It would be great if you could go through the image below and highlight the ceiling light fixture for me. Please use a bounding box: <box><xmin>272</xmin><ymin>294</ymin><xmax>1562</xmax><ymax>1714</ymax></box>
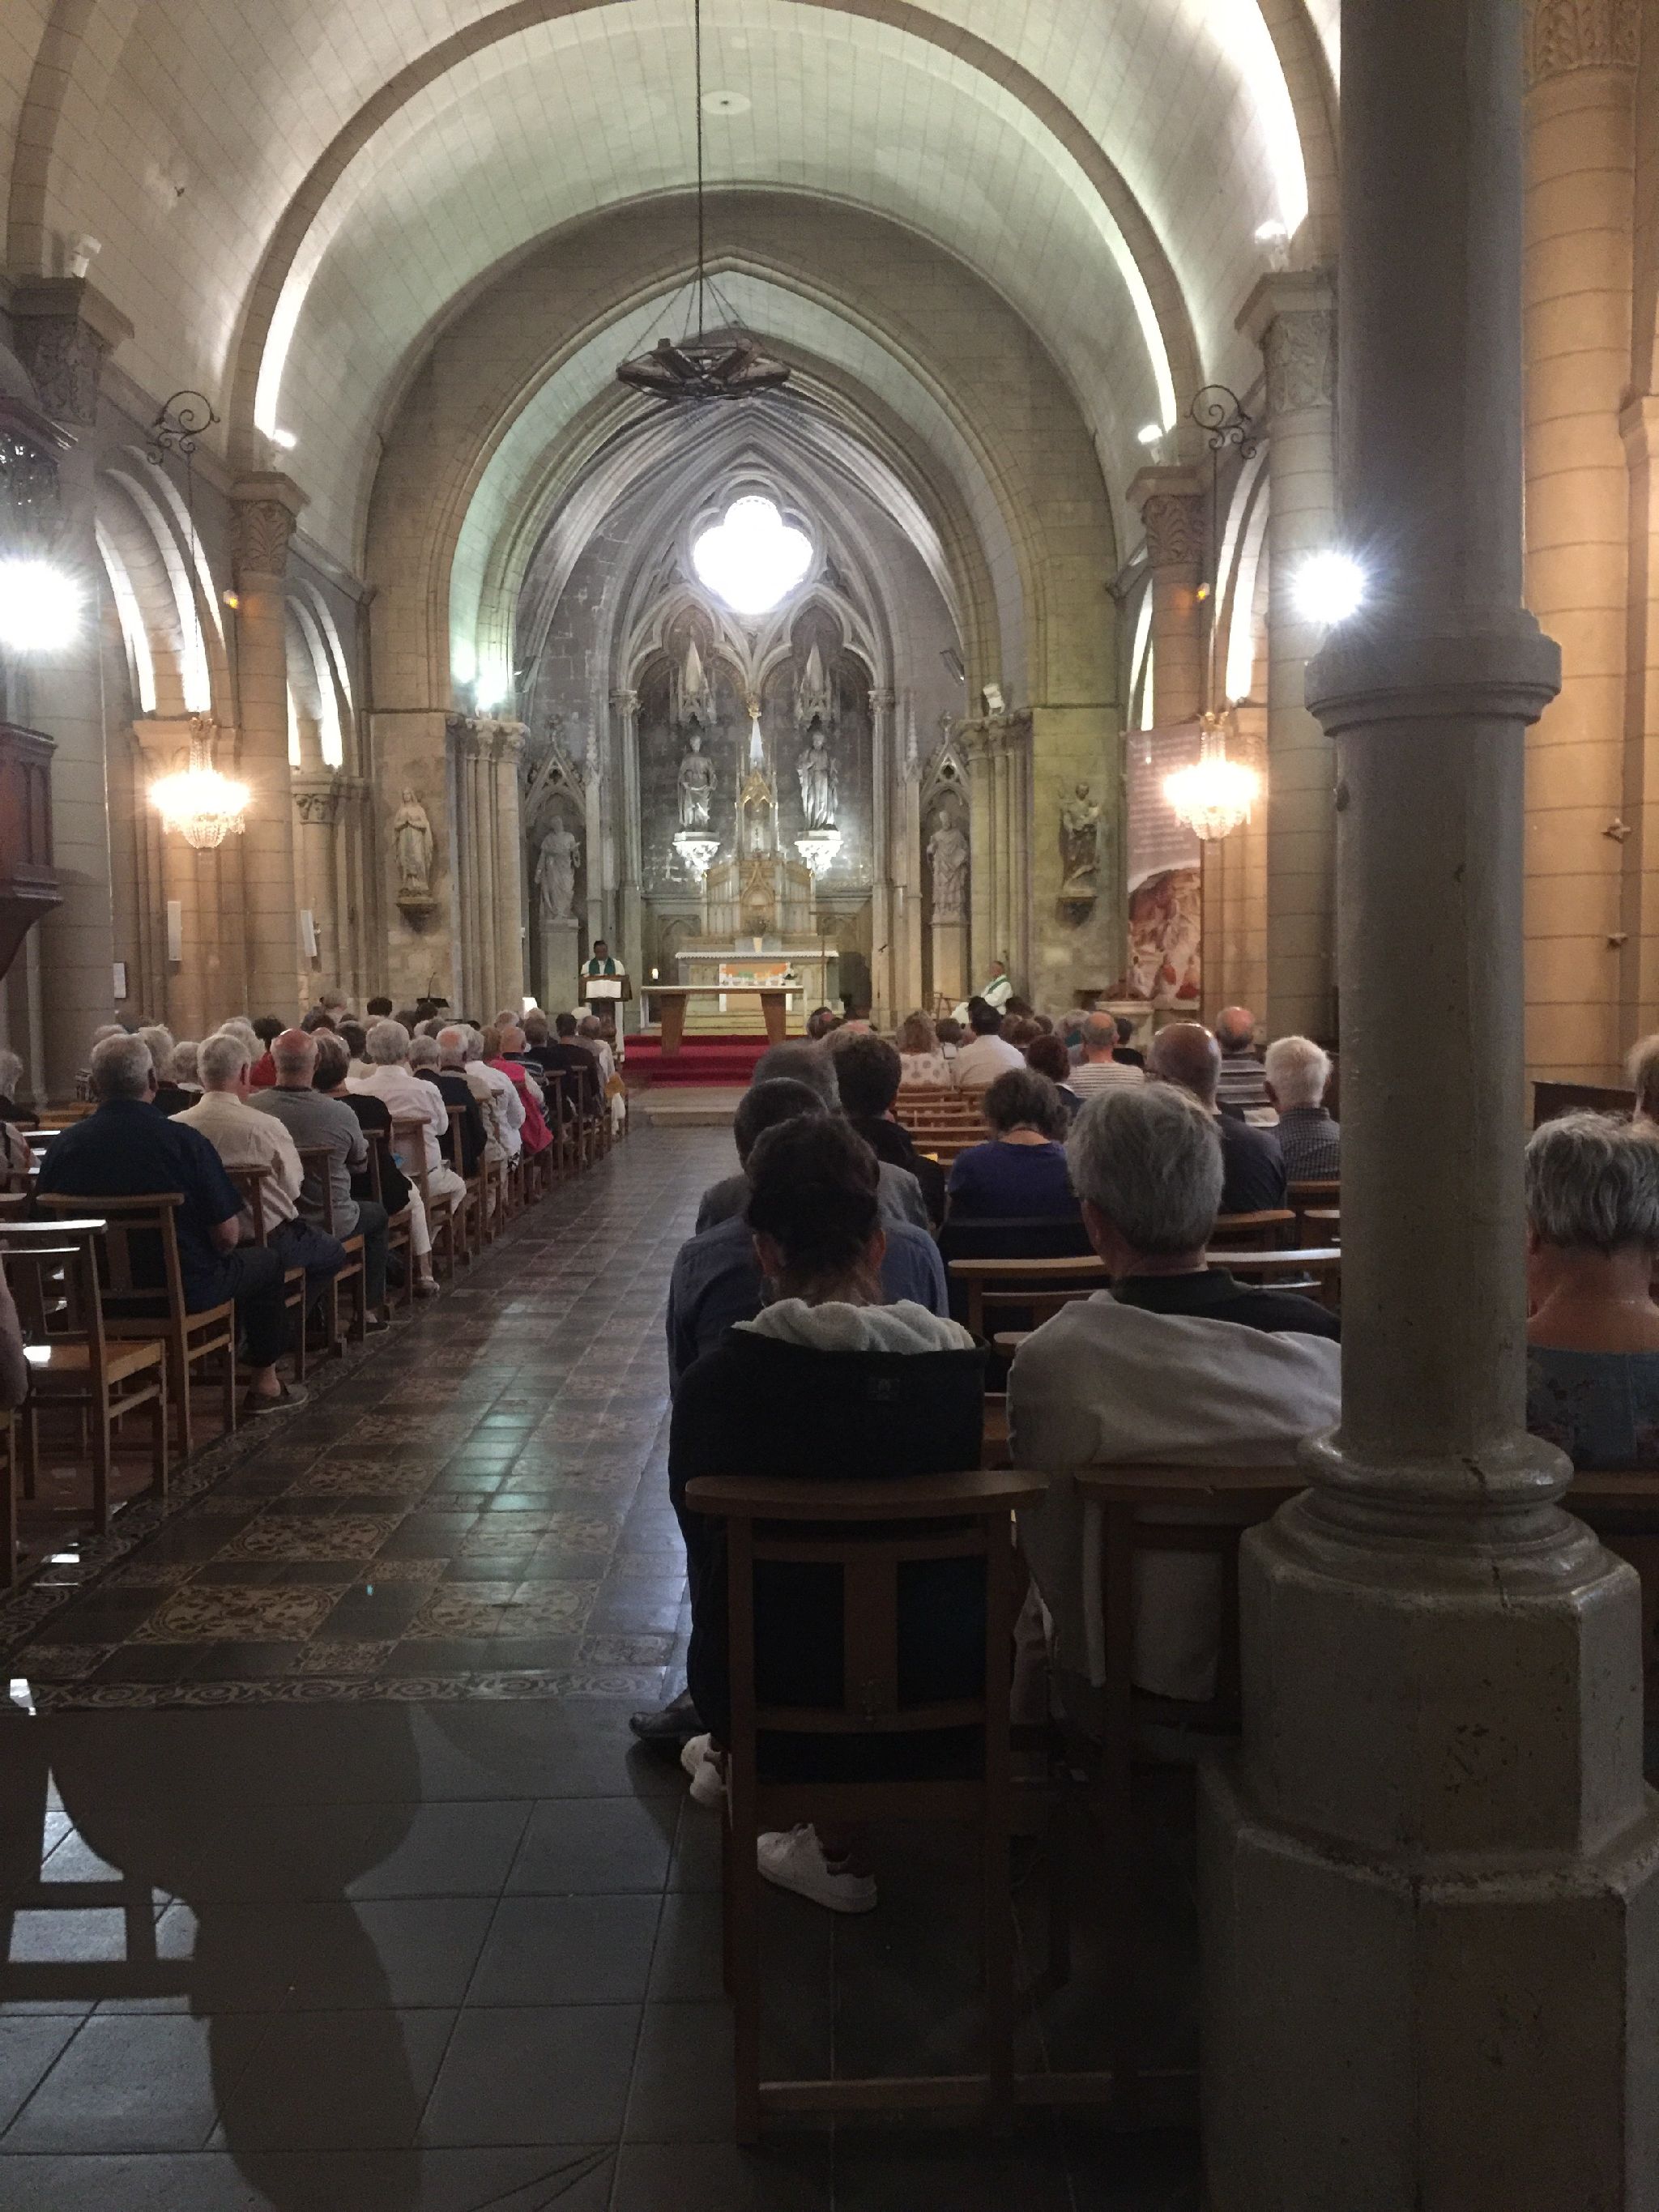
<box><xmin>1164</xmin><ymin>710</ymin><xmax>1259</xmax><ymax>844</ymax></box>
<box><xmin>615</xmin><ymin>0</ymin><xmax>787</xmax><ymax>406</ymax></box>
<box><xmin>150</xmin><ymin>715</ymin><xmax>249</xmax><ymax>850</ymax></box>
<box><xmin>1294</xmin><ymin>549</ymin><xmax>1367</xmax><ymax>628</ymax></box>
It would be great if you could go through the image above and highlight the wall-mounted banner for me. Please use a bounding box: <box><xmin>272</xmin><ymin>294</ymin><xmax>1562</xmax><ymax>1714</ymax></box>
<box><xmin>1120</xmin><ymin>719</ymin><xmax>1201</xmax><ymax>1007</ymax></box>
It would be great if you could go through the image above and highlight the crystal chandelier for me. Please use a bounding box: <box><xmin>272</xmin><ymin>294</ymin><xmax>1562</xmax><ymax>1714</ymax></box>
<box><xmin>151</xmin><ymin>718</ymin><xmax>249</xmax><ymax>850</ymax></box>
<box><xmin>1163</xmin><ymin>712</ymin><xmax>1258</xmax><ymax>843</ymax></box>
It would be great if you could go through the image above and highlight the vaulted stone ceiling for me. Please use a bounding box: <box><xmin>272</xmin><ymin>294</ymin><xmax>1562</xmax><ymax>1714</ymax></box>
<box><xmin>2</xmin><ymin>0</ymin><xmax>1338</xmax><ymax>573</ymax></box>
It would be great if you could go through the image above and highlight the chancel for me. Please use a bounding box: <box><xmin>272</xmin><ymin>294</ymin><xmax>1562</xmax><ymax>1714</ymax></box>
<box><xmin>2</xmin><ymin>0</ymin><xmax>1659</xmax><ymax>2204</ymax></box>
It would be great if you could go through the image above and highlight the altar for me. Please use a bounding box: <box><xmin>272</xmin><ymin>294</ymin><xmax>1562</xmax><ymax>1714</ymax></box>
<box><xmin>671</xmin><ymin>940</ymin><xmax>839</xmax><ymax>1035</ymax></box>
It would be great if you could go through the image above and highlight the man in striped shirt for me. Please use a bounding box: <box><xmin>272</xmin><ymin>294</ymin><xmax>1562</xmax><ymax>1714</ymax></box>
<box><xmin>1214</xmin><ymin>1006</ymin><xmax>1269</xmax><ymax>1110</ymax></box>
<box><xmin>1068</xmin><ymin>1013</ymin><xmax>1146</xmax><ymax>1098</ymax></box>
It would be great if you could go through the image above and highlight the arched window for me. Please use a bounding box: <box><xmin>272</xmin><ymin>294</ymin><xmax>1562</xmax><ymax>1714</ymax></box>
<box><xmin>691</xmin><ymin>495</ymin><xmax>811</xmax><ymax>616</ymax></box>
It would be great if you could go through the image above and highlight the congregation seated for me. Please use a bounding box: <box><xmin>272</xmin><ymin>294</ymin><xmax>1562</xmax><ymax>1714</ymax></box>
<box><xmin>412</xmin><ymin>1033</ymin><xmax>487</xmax><ymax>1175</ymax></box>
<box><xmin>1214</xmin><ymin>1004</ymin><xmax>1269</xmax><ymax>1111</ymax></box>
<box><xmin>1525</xmin><ymin>1112</ymin><xmax>1659</xmax><ymax>1468</ymax></box>
<box><xmin>829</xmin><ymin>1030</ymin><xmax>946</xmax><ymax>1225</ymax></box>
<box><xmin>1010</xmin><ymin>1083</ymin><xmax>1339</xmax><ymax>1729</ymax></box>
<box><xmin>695</xmin><ymin>1043</ymin><xmax>929</xmax><ymax>1233</ymax></box>
<box><xmin>176</xmin><ymin>1031</ymin><xmax>348</xmax><ymax>1316</ymax></box>
<box><xmin>527</xmin><ymin>1012</ymin><xmax>603</xmax><ymax>1110</ymax></box>
<box><xmin>0</xmin><ymin>1047</ymin><xmax>29</xmax><ymax>1127</ymax></box>
<box><xmin>1068</xmin><ymin>1012</ymin><xmax>1145</xmax><ymax>1099</ymax></box>
<box><xmin>339</xmin><ymin>1021</ymin><xmax>370</xmax><ymax>1080</ymax></box>
<box><xmin>1113</xmin><ymin>1015</ymin><xmax>1146</xmax><ymax>1071</ymax></box>
<box><xmin>945</xmin><ymin>1069</ymin><xmax>1080</xmax><ymax>1223</ymax></box>
<box><xmin>484</xmin><ymin>1027</ymin><xmax>553</xmax><ymax>1155</ymax></box>
<box><xmin>935</xmin><ymin>1016</ymin><xmax>963</xmax><ymax>1065</ymax></box>
<box><xmin>805</xmin><ymin>1005</ymin><xmax>841</xmax><ymax>1041</ymax></box>
<box><xmin>949</xmin><ymin>996</ymin><xmax>1024</xmax><ymax>1089</ymax></box>
<box><xmin>667</xmin><ymin>1079</ymin><xmax>949</xmax><ymax>1385</ymax></box>
<box><xmin>313</xmin><ymin>1033</ymin><xmax>431</xmax><ymax>1295</ymax></box>
<box><xmin>254</xmin><ymin>1027</ymin><xmax>390</xmax><ymax>1319</ymax></box>
<box><xmin>249</xmin><ymin>1014</ymin><xmax>284</xmax><ymax>1089</ymax></box>
<box><xmin>348</xmin><ymin>1018</ymin><xmax>467</xmax><ymax>1242</ymax></box>
<box><xmin>1024</xmin><ymin>1032</ymin><xmax>1082</xmax><ymax>1123</ymax></box>
<box><xmin>1628</xmin><ymin>1034</ymin><xmax>1659</xmax><ymax>1125</ymax></box>
<box><xmin>1265</xmin><ymin>1035</ymin><xmax>1341</xmax><ymax>1181</ymax></box>
<box><xmin>137</xmin><ymin>1026</ymin><xmax>187</xmax><ymax>1115</ymax></box>
<box><xmin>457</xmin><ymin>1025</ymin><xmax>523</xmax><ymax>1166</ymax></box>
<box><xmin>1147</xmin><ymin>1021</ymin><xmax>1286</xmax><ymax>1214</ymax></box>
<box><xmin>670</xmin><ymin>1115</ymin><xmax>983</xmax><ymax>1912</ymax></box>
<box><xmin>897</xmin><ymin>1010</ymin><xmax>951</xmax><ymax>1090</ymax></box>
<box><xmin>37</xmin><ymin>1033</ymin><xmax>305</xmax><ymax>1413</ymax></box>
<box><xmin>163</xmin><ymin>1040</ymin><xmax>202</xmax><ymax>1110</ymax></box>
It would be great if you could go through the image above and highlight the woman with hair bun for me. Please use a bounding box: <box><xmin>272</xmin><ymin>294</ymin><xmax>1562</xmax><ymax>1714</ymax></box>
<box><xmin>669</xmin><ymin>1115</ymin><xmax>983</xmax><ymax>1914</ymax></box>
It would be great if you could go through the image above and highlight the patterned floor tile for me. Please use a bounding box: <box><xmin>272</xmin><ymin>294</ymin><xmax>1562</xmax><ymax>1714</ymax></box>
<box><xmin>134</xmin><ymin>1586</ymin><xmax>343</xmax><ymax>1643</ymax></box>
<box><xmin>218</xmin><ymin>1511</ymin><xmax>407</xmax><ymax>1562</ymax></box>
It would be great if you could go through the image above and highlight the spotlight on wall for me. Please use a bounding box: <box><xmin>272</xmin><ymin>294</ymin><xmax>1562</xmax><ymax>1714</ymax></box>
<box><xmin>272</xmin><ymin>428</ymin><xmax>297</xmax><ymax>451</ymax></box>
<box><xmin>1136</xmin><ymin>423</ymin><xmax>1165</xmax><ymax>447</ymax></box>
<box><xmin>0</xmin><ymin>560</ymin><xmax>79</xmax><ymax>653</ymax></box>
<box><xmin>1292</xmin><ymin>549</ymin><xmax>1367</xmax><ymax>628</ymax></box>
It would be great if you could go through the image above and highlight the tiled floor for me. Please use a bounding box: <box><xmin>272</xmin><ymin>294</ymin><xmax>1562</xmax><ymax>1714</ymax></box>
<box><xmin>0</xmin><ymin>1125</ymin><xmax>1202</xmax><ymax>2209</ymax></box>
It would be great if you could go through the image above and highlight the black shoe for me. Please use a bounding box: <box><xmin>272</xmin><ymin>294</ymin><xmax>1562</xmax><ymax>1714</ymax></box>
<box><xmin>629</xmin><ymin>1688</ymin><xmax>701</xmax><ymax>1753</ymax></box>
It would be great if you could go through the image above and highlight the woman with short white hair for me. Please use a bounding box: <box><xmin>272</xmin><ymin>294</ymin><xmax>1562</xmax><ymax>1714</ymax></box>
<box><xmin>348</xmin><ymin>1018</ymin><xmax>463</xmax><ymax>1284</ymax></box>
<box><xmin>462</xmin><ymin>1025</ymin><xmax>523</xmax><ymax>1161</ymax></box>
<box><xmin>1526</xmin><ymin>1111</ymin><xmax>1659</xmax><ymax>1466</ymax></box>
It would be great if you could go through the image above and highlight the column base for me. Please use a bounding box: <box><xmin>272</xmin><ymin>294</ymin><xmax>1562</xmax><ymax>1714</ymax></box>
<box><xmin>1201</xmin><ymin>1758</ymin><xmax>1659</xmax><ymax>2212</ymax></box>
<box><xmin>930</xmin><ymin>920</ymin><xmax>967</xmax><ymax>1008</ymax></box>
<box><xmin>1201</xmin><ymin>1485</ymin><xmax>1659</xmax><ymax>2211</ymax></box>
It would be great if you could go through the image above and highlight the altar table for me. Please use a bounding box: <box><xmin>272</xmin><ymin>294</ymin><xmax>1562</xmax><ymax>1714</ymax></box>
<box><xmin>640</xmin><ymin>984</ymin><xmax>793</xmax><ymax>1053</ymax></box>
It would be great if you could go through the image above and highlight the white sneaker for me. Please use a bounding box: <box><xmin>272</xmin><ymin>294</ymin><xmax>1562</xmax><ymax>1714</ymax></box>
<box><xmin>679</xmin><ymin>1733</ymin><xmax>725</xmax><ymax>1809</ymax></box>
<box><xmin>757</xmin><ymin>1824</ymin><xmax>878</xmax><ymax>1914</ymax></box>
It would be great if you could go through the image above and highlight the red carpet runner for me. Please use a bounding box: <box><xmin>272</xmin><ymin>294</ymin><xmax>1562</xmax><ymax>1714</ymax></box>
<box><xmin>622</xmin><ymin>1034</ymin><xmax>772</xmax><ymax>1086</ymax></box>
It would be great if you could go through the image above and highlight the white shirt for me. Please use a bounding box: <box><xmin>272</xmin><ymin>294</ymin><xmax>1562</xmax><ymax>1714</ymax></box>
<box><xmin>1009</xmin><ymin>1294</ymin><xmax>1339</xmax><ymax>1707</ymax></box>
<box><xmin>173</xmin><ymin>1087</ymin><xmax>303</xmax><ymax>1232</ymax></box>
<box><xmin>348</xmin><ymin>1063</ymin><xmax>448</xmax><ymax>1174</ymax></box>
<box><xmin>951</xmin><ymin>1034</ymin><xmax>1026</xmax><ymax>1089</ymax></box>
<box><xmin>465</xmin><ymin>1060</ymin><xmax>523</xmax><ymax>1160</ymax></box>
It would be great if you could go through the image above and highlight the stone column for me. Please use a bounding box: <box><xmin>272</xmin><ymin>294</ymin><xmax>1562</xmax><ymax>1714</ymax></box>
<box><xmin>869</xmin><ymin>688</ymin><xmax>894</xmax><ymax>1025</ymax></box>
<box><xmin>1239</xmin><ymin>273</ymin><xmax>1338</xmax><ymax>1040</ymax></box>
<box><xmin>1623</xmin><ymin>396</ymin><xmax>1659</xmax><ymax>1039</ymax></box>
<box><xmin>1202</xmin><ymin>0</ymin><xmax>1659</xmax><ymax>2204</ymax></box>
<box><xmin>962</xmin><ymin>717</ymin><xmax>996</xmax><ymax>982</ymax></box>
<box><xmin>292</xmin><ymin>776</ymin><xmax>340</xmax><ymax>997</ymax></box>
<box><xmin>612</xmin><ymin>688</ymin><xmax>643</xmax><ymax>1016</ymax></box>
<box><xmin>1522</xmin><ymin>0</ymin><xmax>1639</xmax><ymax>1082</ymax></box>
<box><xmin>1128</xmin><ymin>468</ymin><xmax>1207</xmax><ymax>726</ymax></box>
<box><xmin>895</xmin><ymin>699</ymin><xmax>925</xmax><ymax>1015</ymax></box>
<box><xmin>493</xmin><ymin>721</ymin><xmax>528</xmax><ymax>1015</ymax></box>
<box><xmin>10</xmin><ymin>279</ymin><xmax>131</xmax><ymax>1097</ymax></box>
<box><xmin>230</xmin><ymin>475</ymin><xmax>305</xmax><ymax>1018</ymax></box>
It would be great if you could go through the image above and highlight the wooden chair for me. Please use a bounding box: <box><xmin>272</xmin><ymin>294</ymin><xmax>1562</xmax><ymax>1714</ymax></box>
<box><xmin>296</xmin><ymin>1145</ymin><xmax>369</xmax><ymax>1352</ymax></box>
<box><xmin>362</xmin><ymin>1131</ymin><xmax>414</xmax><ymax>1311</ymax></box>
<box><xmin>2</xmin><ymin>1221</ymin><xmax>168</xmax><ymax>1533</ymax></box>
<box><xmin>0</xmin><ymin>1407</ymin><xmax>17</xmax><ymax>1588</ymax></box>
<box><xmin>441</xmin><ymin>1107</ymin><xmax>485</xmax><ymax>1261</ymax></box>
<box><xmin>685</xmin><ymin>1466</ymin><xmax>1047</xmax><ymax>2141</ymax></box>
<box><xmin>1286</xmin><ymin>1178</ymin><xmax>1339</xmax><ymax>1240</ymax></box>
<box><xmin>35</xmin><ymin>1193</ymin><xmax>236</xmax><ymax>1460</ymax></box>
<box><xmin>1209</xmin><ymin>1208</ymin><xmax>1295</xmax><ymax>1251</ymax></box>
<box><xmin>224</xmin><ymin>1166</ymin><xmax>308</xmax><ymax>1383</ymax></box>
<box><xmin>948</xmin><ymin>1255</ymin><xmax>1110</xmax><ymax>1342</ymax></box>
<box><xmin>391</xmin><ymin>1115</ymin><xmax>460</xmax><ymax>1280</ymax></box>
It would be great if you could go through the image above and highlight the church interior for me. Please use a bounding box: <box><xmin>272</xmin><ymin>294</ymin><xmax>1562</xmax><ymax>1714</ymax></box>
<box><xmin>1</xmin><ymin>0</ymin><xmax>1658</xmax><ymax>2205</ymax></box>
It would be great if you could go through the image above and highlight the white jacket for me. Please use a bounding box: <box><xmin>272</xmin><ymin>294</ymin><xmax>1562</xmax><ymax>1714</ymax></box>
<box><xmin>1009</xmin><ymin>1292</ymin><xmax>1340</xmax><ymax>1705</ymax></box>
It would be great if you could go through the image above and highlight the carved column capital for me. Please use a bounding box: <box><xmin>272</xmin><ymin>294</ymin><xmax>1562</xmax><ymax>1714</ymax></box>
<box><xmin>10</xmin><ymin>279</ymin><xmax>133</xmax><ymax>429</ymax></box>
<box><xmin>609</xmin><ymin>688</ymin><xmax>638</xmax><ymax>715</ymax></box>
<box><xmin>488</xmin><ymin>718</ymin><xmax>530</xmax><ymax>763</ymax></box>
<box><xmin>1128</xmin><ymin>466</ymin><xmax>1208</xmax><ymax>569</ymax></box>
<box><xmin>230</xmin><ymin>474</ymin><xmax>307</xmax><ymax>586</ymax></box>
<box><xmin>1526</xmin><ymin>0</ymin><xmax>1639</xmax><ymax>83</ymax></box>
<box><xmin>1239</xmin><ymin>271</ymin><xmax>1337</xmax><ymax>416</ymax></box>
<box><xmin>292</xmin><ymin>776</ymin><xmax>341</xmax><ymax>828</ymax></box>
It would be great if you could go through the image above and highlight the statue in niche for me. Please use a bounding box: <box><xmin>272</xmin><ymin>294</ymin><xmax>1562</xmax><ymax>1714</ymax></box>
<box><xmin>677</xmin><ymin>731</ymin><xmax>715</xmax><ymax>829</ymax></box>
<box><xmin>797</xmin><ymin>725</ymin><xmax>838</xmax><ymax>830</ymax></box>
<box><xmin>535</xmin><ymin>821</ymin><xmax>581</xmax><ymax>923</ymax></box>
<box><xmin>1060</xmin><ymin>782</ymin><xmax>1102</xmax><ymax>897</ymax></box>
<box><xmin>927</xmin><ymin>815</ymin><xmax>970</xmax><ymax>924</ymax></box>
<box><xmin>392</xmin><ymin>788</ymin><xmax>434</xmax><ymax>901</ymax></box>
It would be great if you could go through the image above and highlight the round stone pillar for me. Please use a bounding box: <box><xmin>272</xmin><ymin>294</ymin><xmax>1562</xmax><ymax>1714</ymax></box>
<box><xmin>230</xmin><ymin>475</ymin><xmax>306</xmax><ymax>1019</ymax></box>
<box><xmin>1239</xmin><ymin>273</ymin><xmax>1338</xmax><ymax>1042</ymax></box>
<box><xmin>11</xmin><ymin>279</ymin><xmax>131</xmax><ymax>1098</ymax></box>
<box><xmin>1522</xmin><ymin>0</ymin><xmax>1639</xmax><ymax>1084</ymax></box>
<box><xmin>1128</xmin><ymin>469</ymin><xmax>1207</xmax><ymax>726</ymax></box>
<box><xmin>611</xmin><ymin>688</ymin><xmax>643</xmax><ymax>1014</ymax></box>
<box><xmin>1201</xmin><ymin>0</ymin><xmax>1659</xmax><ymax>2204</ymax></box>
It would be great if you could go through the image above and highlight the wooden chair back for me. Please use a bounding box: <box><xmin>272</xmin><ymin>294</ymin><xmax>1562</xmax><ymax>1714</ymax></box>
<box><xmin>35</xmin><ymin>1191</ymin><xmax>188</xmax><ymax>1316</ymax></box>
<box><xmin>1209</xmin><ymin>1208</ymin><xmax>1295</xmax><ymax>1251</ymax></box>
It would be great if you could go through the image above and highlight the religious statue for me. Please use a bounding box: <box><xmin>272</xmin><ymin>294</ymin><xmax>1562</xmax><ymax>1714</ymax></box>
<box><xmin>677</xmin><ymin>731</ymin><xmax>715</xmax><ymax>829</ymax></box>
<box><xmin>391</xmin><ymin>788</ymin><xmax>434</xmax><ymax>901</ymax></box>
<box><xmin>1060</xmin><ymin>782</ymin><xmax>1102</xmax><ymax>897</ymax></box>
<box><xmin>535</xmin><ymin>821</ymin><xmax>581</xmax><ymax>922</ymax></box>
<box><xmin>797</xmin><ymin>727</ymin><xmax>838</xmax><ymax>829</ymax></box>
<box><xmin>926</xmin><ymin>816</ymin><xmax>969</xmax><ymax>923</ymax></box>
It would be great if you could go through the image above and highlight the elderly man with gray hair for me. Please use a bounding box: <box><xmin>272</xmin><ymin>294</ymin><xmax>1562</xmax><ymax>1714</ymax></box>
<box><xmin>1009</xmin><ymin>1081</ymin><xmax>1340</xmax><ymax>1729</ymax></box>
<box><xmin>1264</xmin><ymin>1034</ymin><xmax>1340</xmax><ymax>1181</ymax></box>
<box><xmin>36</xmin><ymin>1033</ymin><xmax>305</xmax><ymax>1412</ymax></box>
<box><xmin>1067</xmin><ymin>1012</ymin><xmax>1145</xmax><ymax>1100</ymax></box>
<box><xmin>254</xmin><ymin>1027</ymin><xmax>391</xmax><ymax>1320</ymax></box>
